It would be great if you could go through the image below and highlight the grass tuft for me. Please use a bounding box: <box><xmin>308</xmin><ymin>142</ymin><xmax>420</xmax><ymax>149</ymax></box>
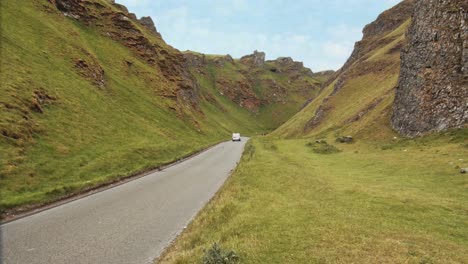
<box><xmin>202</xmin><ymin>243</ymin><xmax>239</xmax><ymax>264</ymax></box>
<box><xmin>306</xmin><ymin>140</ymin><xmax>341</xmax><ymax>154</ymax></box>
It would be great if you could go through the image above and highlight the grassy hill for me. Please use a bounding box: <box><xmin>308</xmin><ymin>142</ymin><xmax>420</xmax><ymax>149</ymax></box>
<box><xmin>0</xmin><ymin>0</ymin><xmax>321</xmax><ymax>213</ymax></box>
<box><xmin>185</xmin><ymin>51</ymin><xmax>322</xmax><ymax>131</ymax></box>
<box><xmin>273</xmin><ymin>1</ymin><xmax>414</xmax><ymax>140</ymax></box>
<box><xmin>159</xmin><ymin>1</ymin><xmax>468</xmax><ymax>263</ymax></box>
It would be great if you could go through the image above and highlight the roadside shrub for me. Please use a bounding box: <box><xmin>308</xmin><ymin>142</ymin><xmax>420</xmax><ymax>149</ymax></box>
<box><xmin>202</xmin><ymin>243</ymin><xmax>239</xmax><ymax>264</ymax></box>
<box><xmin>306</xmin><ymin>141</ymin><xmax>341</xmax><ymax>154</ymax></box>
<box><xmin>381</xmin><ymin>144</ymin><xmax>393</xmax><ymax>150</ymax></box>
<box><xmin>243</xmin><ymin>142</ymin><xmax>255</xmax><ymax>161</ymax></box>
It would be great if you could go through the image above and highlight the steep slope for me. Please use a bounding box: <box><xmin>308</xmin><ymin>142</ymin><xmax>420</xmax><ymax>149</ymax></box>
<box><xmin>392</xmin><ymin>0</ymin><xmax>468</xmax><ymax>136</ymax></box>
<box><xmin>184</xmin><ymin>51</ymin><xmax>322</xmax><ymax>130</ymax></box>
<box><xmin>274</xmin><ymin>0</ymin><xmax>415</xmax><ymax>139</ymax></box>
<box><xmin>0</xmin><ymin>0</ymin><xmax>212</xmax><ymax>212</ymax></box>
<box><xmin>0</xmin><ymin>0</ymin><xmax>320</xmax><ymax>212</ymax></box>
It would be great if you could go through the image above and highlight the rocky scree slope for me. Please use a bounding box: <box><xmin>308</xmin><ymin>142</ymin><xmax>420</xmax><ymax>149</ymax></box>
<box><xmin>392</xmin><ymin>0</ymin><xmax>468</xmax><ymax>136</ymax></box>
<box><xmin>274</xmin><ymin>0</ymin><xmax>416</xmax><ymax>139</ymax></box>
<box><xmin>0</xmin><ymin>0</ymin><xmax>322</xmax><ymax>211</ymax></box>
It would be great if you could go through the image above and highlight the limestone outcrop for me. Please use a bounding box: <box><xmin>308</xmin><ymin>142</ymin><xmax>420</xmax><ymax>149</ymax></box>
<box><xmin>392</xmin><ymin>0</ymin><xmax>468</xmax><ymax>136</ymax></box>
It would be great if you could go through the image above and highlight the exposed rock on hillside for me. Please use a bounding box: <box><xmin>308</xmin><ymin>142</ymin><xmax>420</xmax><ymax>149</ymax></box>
<box><xmin>50</xmin><ymin>0</ymin><xmax>321</xmax><ymax>127</ymax></box>
<box><xmin>51</xmin><ymin>0</ymin><xmax>89</xmax><ymax>20</ymax></box>
<box><xmin>50</xmin><ymin>0</ymin><xmax>200</xmax><ymax>110</ymax></box>
<box><xmin>304</xmin><ymin>102</ymin><xmax>331</xmax><ymax>130</ymax></box>
<box><xmin>362</xmin><ymin>0</ymin><xmax>415</xmax><ymax>39</ymax></box>
<box><xmin>30</xmin><ymin>89</ymin><xmax>57</xmax><ymax>114</ymax></box>
<box><xmin>216</xmin><ymin>79</ymin><xmax>261</xmax><ymax>111</ymax></box>
<box><xmin>182</xmin><ymin>50</ymin><xmax>321</xmax><ymax>123</ymax></box>
<box><xmin>213</xmin><ymin>55</ymin><xmax>234</xmax><ymax>66</ymax></box>
<box><xmin>336</xmin><ymin>0</ymin><xmax>415</xmax><ymax>80</ymax></box>
<box><xmin>267</xmin><ymin>57</ymin><xmax>314</xmax><ymax>77</ymax></box>
<box><xmin>300</xmin><ymin>0</ymin><xmax>415</xmax><ymax>132</ymax></box>
<box><xmin>0</xmin><ymin>0</ymin><xmax>328</xmax><ymax>213</ymax></box>
<box><xmin>138</xmin><ymin>16</ymin><xmax>162</xmax><ymax>38</ymax></box>
<box><xmin>183</xmin><ymin>52</ymin><xmax>207</xmax><ymax>74</ymax></box>
<box><xmin>240</xmin><ymin>50</ymin><xmax>265</xmax><ymax>67</ymax></box>
<box><xmin>271</xmin><ymin>0</ymin><xmax>416</xmax><ymax>138</ymax></box>
<box><xmin>392</xmin><ymin>0</ymin><xmax>468</xmax><ymax>136</ymax></box>
<box><xmin>74</xmin><ymin>56</ymin><xmax>105</xmax><ymax>88</ymax></box>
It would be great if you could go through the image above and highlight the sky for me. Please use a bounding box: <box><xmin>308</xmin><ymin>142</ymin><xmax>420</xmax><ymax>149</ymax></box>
<box><xmin>116</xmin><ymin>0</ymin><xmax>402</xmax><ymax>71</ymax></box>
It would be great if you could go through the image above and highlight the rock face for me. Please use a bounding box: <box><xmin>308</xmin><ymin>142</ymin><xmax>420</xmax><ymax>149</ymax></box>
<box><xmin>240</xmin><ymin>50</ymin><xmax>265</xmax><ymax>67</ymax></box>
<box><xmin>362</xmin><ymin>0</ymin><xmax>415</xmax><ymax>39</ymax></box>
<box><xmin>335</xmin><ymin>0</ymin><xmax>416</xmax><ymax>82</ymax></box>
<box><xmin>74</xmin><ymin>57</ymin><xmax>105</xmax><ymax>88</ymax></box>
<box><xmin>138</xmin><ymin>16</ymin><xmax>162</xmax><ymax>38</ymax></box>
<box><xmin>213</xmin><ymin>55</ymin><xmax>234</xmax><ymax>66</ymax></box>
<box><xmin>50</xmin><ymin>0</ymin><xmax>200</xmax><ymax>110</ymax></box>
<box><xmin>270</xmin><ymin>57</ymin><xmax>312</xmax><ymax>75</ymax></box>
<box><xmin>392</xmin><ymin>0</ymin><xmax>468</xmax><ymax>137</ymax></box>
<box><xmin>182</xmin><ymin>50</ymin><xmax>321</xmax><ymax>114</ymax></box>
<box><xmin>183</xmin><ymin>52</ymin><xmax>207</xmax><ymax>72</ymax></box>
<box><xmin>300</xmin><ymin>0</ymin><xmax>415</xmax><ymax>133</ymax></box>
<box><xmin>215</xmin><ymin>79</ymin><xmax>261</xmax><ymax>111</ymax></box>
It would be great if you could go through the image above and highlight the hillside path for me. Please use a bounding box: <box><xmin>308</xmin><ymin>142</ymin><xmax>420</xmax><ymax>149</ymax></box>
<box><xmin>1</xmin><ymin>138</ymin><xmax>248</xmax><ymax>264</ymax></box>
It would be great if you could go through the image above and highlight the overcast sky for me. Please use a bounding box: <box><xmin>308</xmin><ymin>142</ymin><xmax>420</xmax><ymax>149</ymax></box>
<box><xmin>116</xmin><ymin>0</ymin><xmax>401</xmax><ymax>71</ymax></box>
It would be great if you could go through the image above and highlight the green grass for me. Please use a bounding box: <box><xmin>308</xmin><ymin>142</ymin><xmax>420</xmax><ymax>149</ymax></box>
<box><xmin>157</xmin><ymin>7</ymin><xmax>467</xmax><ymax>264</ymax></box>
<box><xmin>159</xmin><ymin>130</ymin><xmax>468</xmax><ymax>263</ymax></box>
<box><xmin>273</xmin><ymin>79</ymin><xmax>337</xmax><ymax>138</ymax></box>
<box><xmin>0</xmin><ymin>0</ymin><xmax>324</xmax><ymax>212</ymax></box>
<box><xmin>273</xmin><ymin>19</ymin><xmax>408</xmax><ymax>140</ymax></box>
<box><xmin>193</xmin><ymin>57</ymin><xmax>321</xmax><ymax>131</ymax></box>
<box><xmin>306</xmin><ymin>140</ymin><xmax>341</xmax><ymax>154</ymax></box>
<box><xmin>0</xmin><ymin>0</ymin><xmax>280</xmax><ymax>211</ymax></box>
<box><xmin>0</xmin><ymin>0</ymin><xmax>216</xmax><ymax>209</ymax></box>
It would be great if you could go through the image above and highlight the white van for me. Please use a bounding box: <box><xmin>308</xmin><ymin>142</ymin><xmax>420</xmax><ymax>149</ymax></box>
<box><xmin>232</xmin><ymin>133</ymin><xmax>241</xmax><ymax>142</ymax></box>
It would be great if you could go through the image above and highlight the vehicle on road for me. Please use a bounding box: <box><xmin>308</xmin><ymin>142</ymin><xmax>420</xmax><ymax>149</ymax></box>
<box><xmin>232</xmin><ymin>133</ymin><xmax>241</xmax><ymax>141</ymax></box>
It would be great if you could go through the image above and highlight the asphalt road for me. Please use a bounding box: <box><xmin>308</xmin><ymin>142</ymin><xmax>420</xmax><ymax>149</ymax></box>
<box><xmin>1</xmin><ymin>138</ymin><xmax>248</xmax><ymax>264</ymax></box>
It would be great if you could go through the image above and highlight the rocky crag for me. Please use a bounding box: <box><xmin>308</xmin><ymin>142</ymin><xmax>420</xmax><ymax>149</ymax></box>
<box><xmin>50</xmin><ymin>0</ymin><xmax>200</xmax><ymax>113</ymax></box>
<box><xmin>304</xmin><ymin>0</ymin><xmax>415</xmax><ymax>130</ymax></box>
<box><xmin>274</xmin><ymin>0</ymin><xmax>416</xmax><ymax>138</ymax></box>
<box><xmin>322</xmin><ymin>0</ymin><xmax>416</xmax><ymax>89</ymax></box>
<box><xmin>392</xmin><ymin>0</ymin><xmax>468</xmax><ymax>136</ymax></box>
<box><xmin>240</xmin><ymin>50</ymin><xmax>266</xmax><ymax>67</ymax></box>
<box><xmin>276</xmin><ymin>0</ymin><xmax>467</xmax><ymax>139</ymax></box>
<box><xmin>184</xmin><ymin>51</ymin><xmax>323</xmax><ymax>128</ymax></box>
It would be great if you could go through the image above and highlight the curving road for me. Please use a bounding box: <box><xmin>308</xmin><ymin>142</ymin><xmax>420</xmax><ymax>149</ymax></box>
<box><xmin>1</xmin><ymin>138</ymin><xmax>248</xmax><ymax>264</ymax></box>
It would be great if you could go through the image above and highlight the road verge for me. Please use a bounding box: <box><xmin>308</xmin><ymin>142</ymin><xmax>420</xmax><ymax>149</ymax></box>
<box><xmin>0</xmin><ymin>140</ymin><xmax>225</xmax><ymax>224</ymax></box>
